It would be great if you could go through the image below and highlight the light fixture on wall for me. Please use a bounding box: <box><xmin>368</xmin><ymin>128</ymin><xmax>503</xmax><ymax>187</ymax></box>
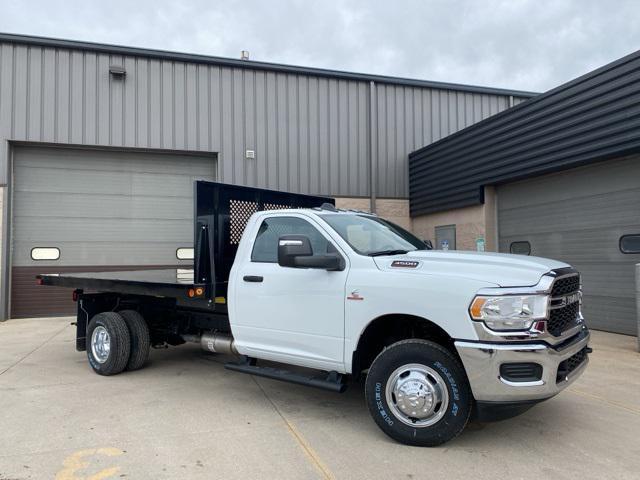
<box><xmin>109</xmin><ymin>65</ymin><xmax>126</xmax><ymax>77</ymax></box>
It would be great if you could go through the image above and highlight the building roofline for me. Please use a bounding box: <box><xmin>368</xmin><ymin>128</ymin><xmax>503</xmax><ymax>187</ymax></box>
<box><xmin>0</xmin><ymin>32</ymin><xmax>539</xmax><ymax>98</ymax></box>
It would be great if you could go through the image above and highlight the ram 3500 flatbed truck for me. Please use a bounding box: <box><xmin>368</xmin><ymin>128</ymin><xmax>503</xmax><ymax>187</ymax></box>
<box><xmin>38</xmin><ymin>181</ymin><xmax>591</xmax><ymax>446</ymax></box>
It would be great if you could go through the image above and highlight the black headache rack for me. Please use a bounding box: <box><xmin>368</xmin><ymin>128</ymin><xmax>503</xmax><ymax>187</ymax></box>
<box><xmin>36</xmin><ymin>181</ymin><xmax>334</xmax><ymax>309</ymax></box>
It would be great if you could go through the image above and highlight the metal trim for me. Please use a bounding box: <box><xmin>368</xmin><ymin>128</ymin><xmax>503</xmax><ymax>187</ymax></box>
<box><xmin>499</xmin><ymin>377</ymin><xmax>545</xmax><ymax>387</ymax></box>
<box><xmin>454</xmin><ymin>328</ymin><xmax>590</xmax><ymax>402</ymax></box>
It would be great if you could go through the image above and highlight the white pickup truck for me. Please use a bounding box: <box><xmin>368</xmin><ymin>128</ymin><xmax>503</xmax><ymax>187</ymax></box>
<box><xmin>38</xmin><ymin>181</ymin><xmax>591</xmax><ymax>446</ymax></box>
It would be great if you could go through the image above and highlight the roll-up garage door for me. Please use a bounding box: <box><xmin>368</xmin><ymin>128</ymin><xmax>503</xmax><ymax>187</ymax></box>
<box><xmin>497</xmin><ymin>156</ymin><xmax>640</xmax><ymax>335</ymax></box>
<box><xmin>11</xmin><ymin>146</ymin><xmax>216</xmax><ymax>318</ymax></box>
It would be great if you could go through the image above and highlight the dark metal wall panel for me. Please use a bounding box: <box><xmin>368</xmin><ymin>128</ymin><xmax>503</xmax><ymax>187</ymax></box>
<box><xmin>409</xmin><ymin>49</ymin><xmax>640</xmax><ymax>216</ymax></box>
<box><xmin>0</xmin><ymin>41</ymin><xmax>526</xmax><ymax>199</ymax></box>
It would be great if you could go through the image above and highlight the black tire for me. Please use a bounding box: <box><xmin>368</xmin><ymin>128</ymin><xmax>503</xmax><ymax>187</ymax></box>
<box><xmin>365</xmin><ymin>339</ymin><xmax>472</xmax><ymax>447</ymax></box>
<box><xmin>118</xmin><ymin>310</ymin><xmax>151</xmax><ymax>371</ymax></box>
<box><xmin>86</xmin><ymin>312</ymin><xmax>131</xmax><ymax>376</ymax></box>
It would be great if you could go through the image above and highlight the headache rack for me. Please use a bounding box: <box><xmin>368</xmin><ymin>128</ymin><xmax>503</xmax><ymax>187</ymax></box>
<box><xmin>192</xmin><ymin>181</ymin><xmax>334</xmax><ymax>304</ymax></box>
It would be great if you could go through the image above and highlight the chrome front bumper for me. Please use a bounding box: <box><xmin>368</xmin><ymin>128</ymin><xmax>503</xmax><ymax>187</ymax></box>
<box><xmin>455</xmin><ymin>327</ymin><xmax>590</xmax><ymax>402</ymax></box>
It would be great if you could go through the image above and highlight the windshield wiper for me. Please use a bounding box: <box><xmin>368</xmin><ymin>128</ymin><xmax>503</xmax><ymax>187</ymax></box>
<box><xmin>368</xmin><ymin>249</ymin><xmax>410</xmax><ymax>257</ymax></box>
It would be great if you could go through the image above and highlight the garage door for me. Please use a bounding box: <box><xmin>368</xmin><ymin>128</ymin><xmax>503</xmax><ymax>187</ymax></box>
<box><xmin>11</xmin><ymin>146</ymin><xmax>216</xmax><ymax>318</ymax></box>
<box><xmin>498</xmin><ymin>156</ymin><xmax>640</xmax><ymax>335</ymax></box>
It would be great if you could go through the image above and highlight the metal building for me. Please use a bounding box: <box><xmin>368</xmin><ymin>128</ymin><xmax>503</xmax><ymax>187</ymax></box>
<box><xmin>0</xmin><ymin>33</ymin><xmax>533</xmax><ymax>319</ymax></box>
<box><xmin>409</xmin><ymin>49</ymin><xmax>640</xmax><ymax>336</ymax></box>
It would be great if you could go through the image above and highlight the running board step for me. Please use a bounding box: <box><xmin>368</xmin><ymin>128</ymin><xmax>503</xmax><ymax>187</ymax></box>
<box><xmin>224</xmin><ymin>361</ymin><xmax>347</xmax><ymax>393</ymax></box>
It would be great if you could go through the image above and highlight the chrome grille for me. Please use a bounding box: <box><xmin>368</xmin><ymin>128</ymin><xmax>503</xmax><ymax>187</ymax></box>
<box><xmin>548</xmin><ymin>273</ymin><xmax>581</xmax><ymax>337</ymax></box>
<box><xmin>551</xmin><ymin>275</ymin><xmax>580</xmax><ymax>297</ymax></box>
<box><xmin>548</xmin><ymin>302</ymin><xmax>580</xmax><ymax>336</ymax></box>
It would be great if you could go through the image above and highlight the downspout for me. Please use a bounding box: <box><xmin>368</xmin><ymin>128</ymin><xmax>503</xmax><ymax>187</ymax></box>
<box><xmin>1</xmin><ymin>142</ymin><xmax>12</xmax><ymax>320</ymax></box>
<box><xmin>369</xmin><ymin>81</ymin><xmax>377</xmax><ymax>213</ymax></box>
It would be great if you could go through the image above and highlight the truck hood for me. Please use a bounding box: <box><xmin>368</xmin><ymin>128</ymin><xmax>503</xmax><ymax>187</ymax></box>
<box><xmin>373</xmin><ymin>250</ymin><xmax>569</xmax><ymax>288</ymax></box>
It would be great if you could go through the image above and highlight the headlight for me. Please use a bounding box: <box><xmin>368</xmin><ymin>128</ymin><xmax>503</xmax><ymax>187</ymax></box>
<box><xmin>469</xmin><ymin>294</ymin><xmax>549</xmax><ymax>331</ymax></box>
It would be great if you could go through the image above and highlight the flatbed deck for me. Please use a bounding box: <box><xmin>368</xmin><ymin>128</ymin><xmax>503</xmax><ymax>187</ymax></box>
<box><xmin>37</xmin><ymin>269</ymin><xmax>199</xmax><ymax>299</ymax></box>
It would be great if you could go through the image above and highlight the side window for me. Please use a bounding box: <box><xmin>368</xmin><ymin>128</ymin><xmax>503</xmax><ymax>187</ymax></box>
<box><xmin>619</xmin><ymin>234</ymin><xmax>640</xmax><ymax>254</ymax></box>
<box><xmin>251</xmin><ymin>217</ymin><xmax>331</xmax><ymax>263</ymax></box>
<box><xmin>510</xmin><ymin>241</ymin><xmax>531</xmax><ymax>255</ymax></box>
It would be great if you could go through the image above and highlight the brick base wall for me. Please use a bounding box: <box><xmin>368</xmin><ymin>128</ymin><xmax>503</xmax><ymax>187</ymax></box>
<box><xmin>334</xmin><ymin>197</ymin><xmax>411</xmax><ymax>231</ymax></box>
<box><xmin>410</xmin><ymin>187</ymin><xmax>497</xmax><ymax>252</ymax></box>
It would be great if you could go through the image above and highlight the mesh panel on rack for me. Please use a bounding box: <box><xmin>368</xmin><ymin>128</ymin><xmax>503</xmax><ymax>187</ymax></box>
<box><xmin>264</xmin><ymin>203</ymin><xmax>292</xmax><ymax>210</ymax></box>
<box><xmin>230</xmin><ymin>200</ymin><xmax>258</xmax><ymax>244</ymax></box>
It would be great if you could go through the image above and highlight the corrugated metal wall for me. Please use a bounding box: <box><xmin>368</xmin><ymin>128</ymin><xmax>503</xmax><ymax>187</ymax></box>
<box><xmin>409</xmin><ymin>48</ymin><xmax>640</xmax><ymax>216</ymax></box>
<box><xmin>0</xmin><ymin>41</ymin><xmax>525</xmax><ymax>198</ymax></box>
<box><xmin>497</xmin><ymin>156</ymin><xmax>640</xmax><ymax>335</ymax></box>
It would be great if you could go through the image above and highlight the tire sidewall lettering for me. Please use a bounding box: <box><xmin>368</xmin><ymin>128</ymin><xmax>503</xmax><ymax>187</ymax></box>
<box><xmin>434</xmin><ymin>360</ymin><xmax>460</xmax><ymax>402</ymax></box>
<box><xmin>375</xmin><ymin>382</ymin><xmax>394</xmax><ymax>426</ymax></box>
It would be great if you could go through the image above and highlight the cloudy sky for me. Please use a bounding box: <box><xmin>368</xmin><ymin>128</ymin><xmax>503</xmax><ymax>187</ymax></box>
<box><xmin>2</xmin><ymin>0</ymin><xmax>639</xmax><ymax>93</ymax></box>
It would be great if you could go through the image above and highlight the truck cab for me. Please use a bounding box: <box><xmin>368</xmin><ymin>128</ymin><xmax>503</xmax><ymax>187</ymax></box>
<box><xmin>38</xmin><ymin>181</ymin><xmax>590</xmax><ymax>447</ymax></box>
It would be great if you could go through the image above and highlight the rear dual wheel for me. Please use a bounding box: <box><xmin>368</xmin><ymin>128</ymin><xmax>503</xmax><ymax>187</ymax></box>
<box><xmin>86</xmin><ymin>310</ymin><xmax>150</xmax><ymax>376</ymax></box>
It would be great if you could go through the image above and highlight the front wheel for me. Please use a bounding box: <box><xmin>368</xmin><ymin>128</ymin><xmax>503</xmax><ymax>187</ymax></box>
<box><xmin>365</xmin><ymin>339</ymin><xmax>472</xmax><ymax>446</ymax></box>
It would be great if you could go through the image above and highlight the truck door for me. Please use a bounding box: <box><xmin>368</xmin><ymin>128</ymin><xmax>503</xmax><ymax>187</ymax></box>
<box><xmin>231</xmin><ymin>214</ymin><xmax>348</xmax><ymax>372</ymax></box>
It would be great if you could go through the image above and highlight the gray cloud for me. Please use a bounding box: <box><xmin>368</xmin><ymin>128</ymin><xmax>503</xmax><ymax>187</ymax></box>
<box><xmin>2</xmin><ymin>0</ymin><xmax>639</xmax><ymax>92</ymax></box>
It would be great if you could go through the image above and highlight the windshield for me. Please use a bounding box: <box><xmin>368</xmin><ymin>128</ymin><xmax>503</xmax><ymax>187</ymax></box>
<box><xmin>321</xmin><ymin>214</ymin><xmax>428</xmax><ymax>256</ymax></box>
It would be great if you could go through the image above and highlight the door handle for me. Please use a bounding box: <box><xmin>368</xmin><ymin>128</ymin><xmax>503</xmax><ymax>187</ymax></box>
<box><xmin>243</xmin><ymin>275</ymin><xmax>263</xmax><ymax>283</ymax></box>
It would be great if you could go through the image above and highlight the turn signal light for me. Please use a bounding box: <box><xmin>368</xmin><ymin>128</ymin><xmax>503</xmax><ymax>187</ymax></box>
<box><xmin>188</xmin><ymin>287</ymin><xmax>205</xmax><ymax>298</ymax></box>
<box><xmin>469</xmin><ymin>297</ymin><xmax>487</xmax><ymax>319</ymax></box>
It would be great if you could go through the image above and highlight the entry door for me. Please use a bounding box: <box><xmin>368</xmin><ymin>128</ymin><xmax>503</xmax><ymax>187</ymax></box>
<box><xmin>232</xmin><ymin>215</ymin><xmax>348</xmax><ymax>371</ymax></box>
<box><xmin>435</xmin><ymin>225</ymin><xmax>456</xmax><ymax>250</ymax></box>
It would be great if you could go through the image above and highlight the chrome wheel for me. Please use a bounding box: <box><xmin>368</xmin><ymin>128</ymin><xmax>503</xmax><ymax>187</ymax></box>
<box><xmin>385</xmin><ymin>363</ymin><xmax>449</xmax><ymax>428</ymax></box>
<box><xmin>91</xmin><ymin>326</ymin><xmax>111</xmax><ymax>364</ymax></box>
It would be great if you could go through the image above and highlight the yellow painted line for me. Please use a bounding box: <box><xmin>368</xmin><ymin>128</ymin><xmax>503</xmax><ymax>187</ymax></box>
<box><xmin>281</xmin><ymin>416</ymin><xmax>335</xmax><ymax>480</ymax></box>
<box><xmin>56</xmin><ymin>447</ymin><xmax>123</xmax><ymax>480</ymax></box>
<box><xmin>251</xmin><ymin>377</ymin><xmax>334</xmax><ymax>480</ymax></box>
<box><xmin>568</xmin><ymin>387</ymin><xmax>640</xmax><ymax>416</ymax></box>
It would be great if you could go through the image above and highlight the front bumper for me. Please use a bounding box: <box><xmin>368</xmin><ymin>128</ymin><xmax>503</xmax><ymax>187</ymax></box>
<box><xmin>455</xmin><ymin>326</ymin><xmax>590</xmax><ymax>402</ymax></box>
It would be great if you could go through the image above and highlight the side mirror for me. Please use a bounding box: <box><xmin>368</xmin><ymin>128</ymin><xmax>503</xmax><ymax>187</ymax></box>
<box><xmin>278</xmin><ymin>235</ymin><xmax>345</xmax><ymax>271</ymax></box>
<box><xmin>423</xmin><ymin>239</ymin><xmax>433</xmax><ymax>250</ymax></box>
<box><xmin>278</xmin><ymin>235</ymin><xmax>313</xmax><ymax>267</ymax></box>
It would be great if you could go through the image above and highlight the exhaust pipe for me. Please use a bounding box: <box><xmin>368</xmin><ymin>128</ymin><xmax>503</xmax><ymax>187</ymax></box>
<box><xmin>182</xmin><ymin>332</ymin><xmax>238</xmax><ymax>355</ymax></box>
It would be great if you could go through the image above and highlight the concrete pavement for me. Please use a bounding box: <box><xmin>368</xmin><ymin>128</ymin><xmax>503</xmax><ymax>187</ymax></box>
<box><xmin>1</xmin><ymin>317</ymin><xmax>639</xmax><ymax>479</ymax></box>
